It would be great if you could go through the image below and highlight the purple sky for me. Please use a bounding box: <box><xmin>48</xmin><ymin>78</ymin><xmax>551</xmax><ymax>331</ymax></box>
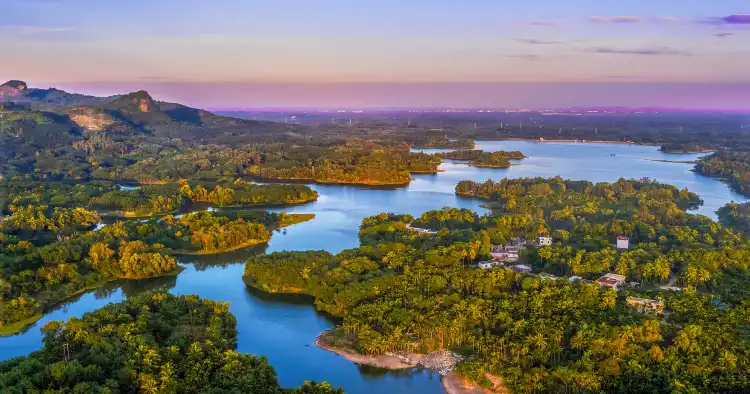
<box><xmin>1</xmin><ymin>0</ymin><xmax>749</xmax><ymax>108</ymax></box>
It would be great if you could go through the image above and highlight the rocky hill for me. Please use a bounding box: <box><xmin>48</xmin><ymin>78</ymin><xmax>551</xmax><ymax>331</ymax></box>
<box><xmin>0</xmin><ymin>80</ymin><xmax>116</xmax><ymax>106</ymax></box>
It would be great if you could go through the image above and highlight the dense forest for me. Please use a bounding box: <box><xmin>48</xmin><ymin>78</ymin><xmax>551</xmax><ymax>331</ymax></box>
<box><xmin>243</xmin><ymin>178</ymin><xmax>750</xmax><ymax>393</ymax></box>
<box><xmin>86</xmin><ymin>180</ymin><xmax>318</xmax><ymax>217</ymax></box>
<box><xmin>0</xmin><ymin>292</ymin><xmax>343</xmax><ymax>393</ymax></box>
<box><xmin>246</xmin><ymin>144</ymin><xmax>441</xmax><ymax>185</ymax></box>
<box><xmin>695</xmin><ymin>150</ymin><xmax>750</xmax><ymax>197</ymax></box>
<box><xmin>438</xmin><ymin>150</ymin><xmax>526</xmax><ymax>168</ymax></box>
<box><xmin>0</xmin><ymin>208</ymin><xmax>310</xmax><ymax>334</ymax></box>
<box><xmin>717</xmin><ymin>201</ymin><xmax>750</xmax><ymax>234</ymax></box>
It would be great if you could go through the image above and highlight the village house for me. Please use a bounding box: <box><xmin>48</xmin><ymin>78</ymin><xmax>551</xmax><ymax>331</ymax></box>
<box><xmin>627</xmin><ymin>296</ymin><xmax>665</xmax><ymax>313</ymax></box>
<box><xmin>490</xmin><ymin>246</ymin><xmax>519</xmax><ymax>263</ymax></box>
<box><xmin>596</xmin><ymin>273</ymin><xmax>627</xmax><ymax>291</ymax></box>
<box><xmin>616</xmin><ymin>236</ymin><xmax>629</xmax><ymax>250</ymax></box>
<box><xmin>537</xmin><ymin>236</ymin><xmax>552</xmax><ymax>247</ymax></box>
<box><xmin>539</xmin><ymin>273</ymin><xmax>558</xmax><ymax>281</ymax></box>
<box><xmin>477</xmin><ymin>261</ymin><xmax>502</xmax><ymax>269</ymax></box>
<box><xmin>490</xmin><ymin>238</ymin><xmax>527</xmax><ymax>262</ymax></box>
<box><xmin>511</xmin><ymin>264</ymin><xmax>533</xmax><ymax>274</ymax></box>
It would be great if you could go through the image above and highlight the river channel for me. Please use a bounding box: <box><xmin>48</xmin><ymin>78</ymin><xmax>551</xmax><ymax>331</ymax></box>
<box><xmin>1</xmin><ymin>141</ymin><xmax>745</xmax><ymax>393</ymax></box>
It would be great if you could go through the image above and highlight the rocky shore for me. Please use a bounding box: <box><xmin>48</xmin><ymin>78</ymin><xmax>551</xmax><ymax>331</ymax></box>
<box><xmin>315</xmin><ymin>331</ymin><xmax>506</xmax><ymax>394</ymax></box>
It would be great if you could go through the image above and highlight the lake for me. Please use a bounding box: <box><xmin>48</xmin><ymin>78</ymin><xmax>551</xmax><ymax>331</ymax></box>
<box><xmin>1</xmin><ymin>141</ymin><xmax>745</xmax><ymax>394</ymax></box>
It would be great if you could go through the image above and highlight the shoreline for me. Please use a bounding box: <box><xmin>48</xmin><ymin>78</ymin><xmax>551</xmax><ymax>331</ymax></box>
<box><xmin>2</xmin><ymin>267</ymin><xmax>185</xmax><ymax>336</ymax></box>
<box><xmin>505</xmin><ymin>137</ymin><xmax>638</xmax><ymax>145</ymax></box>
<box><xmin>501</xmin><ymin>138</ymin><xmax>716</xmax><ymax>154</ymax></box>
<box><xmin>314</xmin><ymin>331</ymin><xmax>504</xmax><ymax>394</ymax></box>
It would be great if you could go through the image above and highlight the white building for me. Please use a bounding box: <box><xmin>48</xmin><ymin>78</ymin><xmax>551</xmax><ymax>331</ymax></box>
<box><xmin>537</xmin><ymin>236</ymin><xmax>552</xmax><ymax>247</ymax></box>
<box><xmin>616</xmin><ymin>236</ymin><xmax>629</xmax><ymax>250</ymax></box>
<box><xmin>477</xmin><ymin>261</ymin><xmax>501</xmax><ymax>269</ymax></box>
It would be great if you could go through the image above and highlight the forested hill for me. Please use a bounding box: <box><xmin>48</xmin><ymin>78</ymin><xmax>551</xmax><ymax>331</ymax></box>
<box><xmin>0</xmin><ymin>80</ymin><xmax>117</xmax><ymax>106</ymax></box>
<box><xmin>0</xmin><ymin>81</ymin><xmax>312</xmax><ymax>179</ymax></box>
<box><xmin>1</xmin><ymin>80</ymin><xmax>301</xmax><ymax>143</ymax></box>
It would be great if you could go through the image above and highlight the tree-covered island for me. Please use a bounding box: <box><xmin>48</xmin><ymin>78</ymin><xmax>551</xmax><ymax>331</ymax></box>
<box><xmin>243</xmin><ymin>178</ymin><xmax>750</xmax><ymax>394</ymax></box>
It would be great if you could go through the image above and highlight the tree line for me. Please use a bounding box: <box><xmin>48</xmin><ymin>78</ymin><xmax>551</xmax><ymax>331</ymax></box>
<box><xmin>0</xmin><ymin>292</ymin><xmax>343</xmax><ymax>393</ymax></box>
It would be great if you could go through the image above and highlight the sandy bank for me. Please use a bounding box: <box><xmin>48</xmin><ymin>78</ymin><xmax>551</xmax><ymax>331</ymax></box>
<box><xmin>315</xmin><ymin>333</ymin><xmax>421</xmax><ymax>369</ymax></box>
<box><xmin>315</xmin><ymin>331</ymin><xmax>506</xmax><ymax>394</ymax></box>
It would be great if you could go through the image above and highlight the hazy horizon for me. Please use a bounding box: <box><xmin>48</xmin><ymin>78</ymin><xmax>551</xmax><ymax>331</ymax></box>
<box><xmin>37</xmin><ymin>81</ymin><xmax>749</xmax><ymax>111</ymax></box>
<box><xmin>2</xmin><ymin>0</ymin><xmax>749</xmax><ymax>108</ymax></box>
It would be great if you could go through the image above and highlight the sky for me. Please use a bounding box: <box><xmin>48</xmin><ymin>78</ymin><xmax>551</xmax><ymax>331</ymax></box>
<box><xmin>1</xmin><ymin>0</ymin><xmax>749</xmax><ymax>109</ymax></box>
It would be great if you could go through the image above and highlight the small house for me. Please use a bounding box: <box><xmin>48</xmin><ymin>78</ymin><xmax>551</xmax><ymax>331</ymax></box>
<box><xmin>477</xmin><ymin>261</ymin><xmax>500</xmax><ymax>269</ymax></box>
<box><xmin>627</xmin><ymin>296</ymin><xmax>664</xmax><ymax>313</ymax></box>
<box><xmin>616</xmin><ymin>236</ymin><xmax>629</xmax><ymax>250</ymax></box>
<box><xmin>491</xmin><ymin>250</ymin><xmax>519</xmax><ymax>263</ymax></box>
<box><xmin>537</xmin><ymin>236</ymin><xmax>552</xmax><ymax>247</ymax></box>
<box><xmin>568</xmin><ymin>275</ymin><xmax>583</xmax><ymax>282</ymax></box>
<box><xmin>511</xmin><ymin>264</ymin><xmax>532</xmax><ymax>274</ymax></box>
<box><xmin>597</xmin><ymin>273</ymin><xmax>627</xmax><ymax>291</ymax></box>
<box><xmin>539</xmin><ymin>273</ymin><xmax>558</xmax><ymax>281</ymax></box>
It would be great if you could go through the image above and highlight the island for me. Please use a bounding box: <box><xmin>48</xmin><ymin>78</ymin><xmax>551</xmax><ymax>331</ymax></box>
<box><xmin>0</xmin><ymin>292</ymin><xmax>343</xmax><ymax>393</ymax></box>
<box><xmin>438</xmin><ymin>150</ymin><xmax>526</xmax><ymax>168</ymax></box>
<box><xmin>243</xmin><ymin>178</ymin><xmax>749</xmax><ymax>394</ymax></box>
<box><xmin>0</xmin><ymin>209</ymin><xmax>313</xmax><ymax>335</ymax></box>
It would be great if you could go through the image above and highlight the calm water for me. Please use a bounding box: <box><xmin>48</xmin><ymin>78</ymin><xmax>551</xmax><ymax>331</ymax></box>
<box><xmin>1</xmin><ymin>141</ymin><xmax>745</xmax><ymax>393</ymax></box>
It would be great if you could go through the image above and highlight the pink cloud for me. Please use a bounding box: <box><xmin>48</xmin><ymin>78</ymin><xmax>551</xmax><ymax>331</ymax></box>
<box><xmin>589</xmin><ymin>16</ymin><xmax>643</xmax><ymax>24</ymax></box>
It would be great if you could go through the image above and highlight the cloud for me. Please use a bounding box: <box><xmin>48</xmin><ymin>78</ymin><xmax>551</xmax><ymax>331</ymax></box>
<box><xmin>713</xmin><ymin>32</ymin><xmax>734</xmax><ymax>38</ymax></box>
<box><xmin>3</xmin><ymin>25</ymin><xmax>74</xmax><ymax>35</ymax></box>
<box><xmin>589</xmin><ymin>16</ymin><xmax>643</xmax><ymax>24</ymax></box>
<box><xmin>506</xmin><ymin>54</ymin><xmax>540</xmax><ymax>61</ymax></box>
<box><xmin>525</xmin><ymin>19</ymin><xmax>563</xmax><ymax>26</ymax></box>
<box><xmin>721</xmin><ymin>14</ymin><xmax>750</xmax><ymax>24</ymax></box>
<box><xmin>514</xmin><ymin>38</ymin><xmax>563</xmax><ymax>45</ymax></box>
<box><xmin>655</xmin><ymin>16</ymin><xmax>682</xmax><ymax>23</ymax></box>
<box><xmin>701</xmin><ymin>14</ymin><xmax>750</xmax><ymax>25</ymax></box>
<box><xmin>588</xmin><ymin>46</ymin><xmax>691</xmax><ymax>56</ymax></box>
